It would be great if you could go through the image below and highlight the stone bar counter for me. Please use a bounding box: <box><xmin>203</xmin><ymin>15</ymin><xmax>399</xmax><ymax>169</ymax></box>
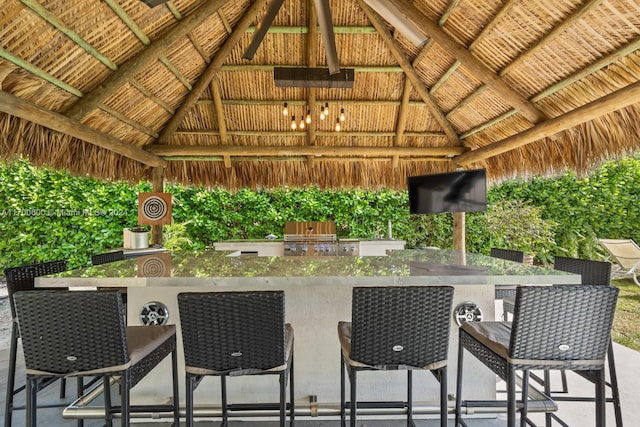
<box><xmin>37</xmin><ymin>249</ymin><xmax>580</xmax><ymax>422</ymax></box>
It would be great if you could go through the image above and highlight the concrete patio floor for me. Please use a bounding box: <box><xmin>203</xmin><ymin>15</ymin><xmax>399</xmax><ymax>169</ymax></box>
<box><xmin>1</xmin><ymin>288</ymin><xmax>639</xmax><ymax>426</ymax></box>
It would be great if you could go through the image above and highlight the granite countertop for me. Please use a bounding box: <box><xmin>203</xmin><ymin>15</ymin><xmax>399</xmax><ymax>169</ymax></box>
<box><xmin>36</xmin><ymin>249</ymin><xmax>581</xmax><ymax>288</ymax></box>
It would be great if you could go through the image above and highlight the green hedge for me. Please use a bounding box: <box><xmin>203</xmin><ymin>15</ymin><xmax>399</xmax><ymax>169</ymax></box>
<box><xmin>2</xmin><ymin>157</ymin><xmax>640</xmax><ymax>271</ymax></box>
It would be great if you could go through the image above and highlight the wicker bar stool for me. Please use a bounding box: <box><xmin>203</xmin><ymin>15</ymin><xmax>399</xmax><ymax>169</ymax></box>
<box><xmin>455</xmin><ymin>285</ymin><xmax>619</xmax><ymax>427</ymax></box>
<box><xmin>338</xmin><ymin>286</ymin><xmax>454</xmax><ymax>427</ymax></box>
<box><xmin>177</xmin><ymin>291</ymin><xmax>294</xmax><ymax>427</ymax></box>
<box><xmin>545</xmin><ymin>256</ymin><xmax>623</xmax><ymax>427</ymax></box>
<box><xmin>90</xmin><ymin>250</ymin><xmax>126</xmax><ymax>265</ymax></box>
<box><xmin>13</xmin><ymin>290</ymin><xmax>179</xmax><ymax>427</ymax></box>
<box><xmin>489</xmin><ymin>248</ymin><xmax>525</xmax><ymax>320</ymax></box>
<box><xmin>3</xmin><ymin>260</ymin><xmax>69</xmax><ymax>427</ymax></box>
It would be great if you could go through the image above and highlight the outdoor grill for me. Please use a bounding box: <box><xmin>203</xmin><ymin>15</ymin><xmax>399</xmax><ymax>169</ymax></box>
<box><xmin>283</xmin><ymin>221</ymin><xmax>359</xmax><ymax>256</ymax></box>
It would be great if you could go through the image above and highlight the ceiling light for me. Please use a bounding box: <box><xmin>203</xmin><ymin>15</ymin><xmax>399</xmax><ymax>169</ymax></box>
<box><xmin>299</xmin><ymin>118</ymin><xmax>305</xmax><ymax>129</ymax></box>
<box><xmin>282</xmin><ymin>102</ymin><xmax>289</xmax><ymax>116</ymax></box>
<box><xmin>324</xmin><ymin>102</ymin><xmax>329</xmax><ymax>115</ymax></box>
<box><xmin>320</xmin><ymin>107</ymin><xmax>326</xmax><ymax>120</ymax></box>
<box><xmin>291</xmin><ymin>116</ymin><xmax>297</xmax><ymax>130</ymax></box>
<box><xmin>340</xmin><ymin>108</ymin><xmax>346</xmax><ymax>122</ymax></box>
<box><xmin>363</xmin><ymin>0</ymin><xmax>429</xmax><ymax>47</ymax></box>
<box><xmin>335</xmin><ymin>118</ymin><xmax>341</xmax><ymax>132</ymax></box>
<box><xmin>306</xmin><ymin>110</ymin><xmax>312</xmax><ymax>124</ymax></box>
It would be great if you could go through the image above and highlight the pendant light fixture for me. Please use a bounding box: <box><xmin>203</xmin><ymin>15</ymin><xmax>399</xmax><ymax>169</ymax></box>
<box><xmin>282</xmin><ymin>102</ymin><xmax>289</xmax><ymax>116</ymax></box>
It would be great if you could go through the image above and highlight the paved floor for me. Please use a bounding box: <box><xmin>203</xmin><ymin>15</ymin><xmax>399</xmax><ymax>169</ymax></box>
<box><xmin>1</xmin><ymin>290</ymin><xmax>639</xmax><ymax>426</ymax></box>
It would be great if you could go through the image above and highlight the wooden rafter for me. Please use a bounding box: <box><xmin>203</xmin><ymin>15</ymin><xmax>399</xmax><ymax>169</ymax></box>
<box><xmin>431</xmin><ymin>0</ymin><xmax>519</xmax><ymax>96</ymax></box>
<box><xmin>146</xmin><ymin>144</ymin><xmax>469</xmax><ymax>158</ymax></box>
<box><xmin>456</xmin><ymin>0</ymin><xmax>607</xmax><ymax>112</ymax></box>
<box><xmin>20</xmin><ymin>0</ymin><xmax>117</xmax><ymax>71</ymax></box>
<box><xmin>64</xmin><ymin>0</ymin><xmax>230</xmax><ymax>121</ymax></box>
<box><xmin>455</xmin><ymin>81</ymin><xmax>640</xmax><ymax>166</ymax></box>
<box><xmin>394</xmin><ymin>41</ymin><xmax>434</xmax><ymax>149</ymax></box>
<box><xmin>461</xmin><ymin>36</ymin><xmax>640</xmax><ymax>139</ymax></box>
<box><xmin>499</xmin><ymin>0</ymin><xmax>606</xmax><ymax>77</ymax></box>
<box><xmin>174</xmin><ymin>130</ymin><xmax>446</xmax><ymax>137</ymax></box>
<box><xmin>0</xmin><ymin>47</ymin><xmax>82</xmax><ymax>97</ymax></box>
<box><xmin>155</xmin><ymin>0</ymin><xmax>268</xmax><ymax>145</ymax></box>
<box><xmin>0</xmin><ymin>90</ymin><xmax>166</xmax><ymax>167</ymax></box>
<box><xmin>306</xmin><ymin>0</ymin><xmax>318</xmax><ymax>167</ymax></box>
<box><xmin>388</xmin><ymin>0</ymin><xmax>548</xmax><ymax>124</ymax></box>
<box><xmin>357</xmin><ymin>0</ymin><xmax>460</xmax><ymax>145</ymax></box>
<box><xmin>210</xmin><ymin>77</ymin><xmax>228</xmax><ymax>145</ymax></box>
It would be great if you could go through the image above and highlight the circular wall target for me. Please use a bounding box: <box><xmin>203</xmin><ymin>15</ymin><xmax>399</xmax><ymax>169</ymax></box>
<box><xmin>454</xmin><ymin>302</ymin><xmax>484</xmax><ymax>326</ymax></box>
<box><xmin>141</xmin><ymin>196</ymin><xmax>168</xmax><ymax>221</ymax></box>
<box><xmin>139</xmin><ymin>302</ymin><xmax>169</xmax><ymax>325</ymax></box>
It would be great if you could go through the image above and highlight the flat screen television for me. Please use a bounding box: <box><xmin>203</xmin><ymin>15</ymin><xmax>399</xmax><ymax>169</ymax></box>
<box><xmin>408</xmin><ymin>169</ymin><xmax>487</xmax><ymax>214</ymax></box>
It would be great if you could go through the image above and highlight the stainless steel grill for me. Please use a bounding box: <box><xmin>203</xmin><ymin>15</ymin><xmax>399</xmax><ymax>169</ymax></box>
<box><xmin>283</xmin><ymin>221</ymin><xmax>359</xmax><ymax>256</ymax></box>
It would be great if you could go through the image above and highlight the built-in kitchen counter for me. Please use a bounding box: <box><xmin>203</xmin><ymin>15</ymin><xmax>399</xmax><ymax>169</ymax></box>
<box><xmin>213</xmin><ymin>238</ymin><xmax>405</xmax><ymax>257</ymax></box>
<box><xmin>36</xmin><ymin>249</ymin><xmax>580</xmax><ymax>422</ymax></box>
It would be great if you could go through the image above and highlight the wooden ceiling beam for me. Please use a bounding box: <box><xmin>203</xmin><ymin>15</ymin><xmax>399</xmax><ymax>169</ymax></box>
<box><xmin>20</xmin><ymin>0</ymin><xmax>117</xmax><ymax>71</ymax></box>
<box><xmin>455</xmin><ymin>81</ymin><xmax>640</xmax><ymax>166</ymax></box>
<box><xmin>146</xmin><ymin>145</ymin><xmax>468</xmax><ymax>157</ymax></box>
<box><xmin>431</xmin><ymin>0</ymin><xmax>518</xmax><ymax>96</ymax></box>
<box><xmin>500</xmin><ymin>0</ymin><xmax>605</xmax><ymax>77</ymax></box>
<box><xmin>395</xmin><ymin>40</ymin><xmax>433</xmax><ymax>148</ymax></box>
<box><xmin>64</xmin><ymin>0</ymin><xmax>230</xmax><ymax>121</ymax></box>
<box><xmin>357</xmin><ymin>0</ymin><xmax>461</xmax><ymax>145</ymax></box>
<box><xmin>210</xmin><ymin>77</ymin><xmax>228</xmax><ymax>146</ymax></box>
<box><xmin>388</xmin><ymin>0</ymin><xmax>548</xmax><ymax>124</ymax></box>
<box><xmin>450</xmin><ymin>0</ymin><xmax>605</xmax><ymax>120</ymax></box>
<box><xmin>174</xmin><ymin>130</ymin><xmax>446</xmax><ymax>137</ymax></box>
<box><xmin>461</xmin><ymin>36</ymin><xmax>640</xmax><ymax>139</ymax></box>
<box><xmin>306</xmin><ymin>0</ymin><xmax>318</xmax><ymax>155</ymax></box>
<box><xmin>0</xmin><ymin>90</ymin><xmax>166</xmax><ymax>167</ymax></box>
<box><xmin>155</xmin><ymin>0</ymin><xmax>268</xmax><ymax>145</ymax></box>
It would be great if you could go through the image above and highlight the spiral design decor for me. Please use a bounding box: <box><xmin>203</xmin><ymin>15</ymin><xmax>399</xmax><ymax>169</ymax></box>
<box><xmin>141</xmin><ymin>196</ymin><xmax>167</xmax><ymax>221</ymax></box>
<box><xmin>140</xmin><ymin>256</ymin><xmax>167</xmax><ymax>277</ymax></box>
<box><xmin>138</xmin><ymin>192</ymin><xmax>172</xmax><ymax>225</ymax></box>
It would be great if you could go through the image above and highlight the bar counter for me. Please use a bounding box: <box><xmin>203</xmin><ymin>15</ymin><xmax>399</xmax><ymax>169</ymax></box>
<box><xmin>36</xmin><ymin>249</ymin><xmax>580</xmax><ymax>422</ymax></box>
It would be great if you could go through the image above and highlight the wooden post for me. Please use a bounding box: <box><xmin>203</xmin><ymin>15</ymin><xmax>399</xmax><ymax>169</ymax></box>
<box><xmin>453</xmin><ymin>212</ymin><xmax>466</xmax><ymax>253</ymax></box>
<box><xmin>151</xmin><ymin>167</ymin><xmax>164</xmax><ymax>246</ymax></box>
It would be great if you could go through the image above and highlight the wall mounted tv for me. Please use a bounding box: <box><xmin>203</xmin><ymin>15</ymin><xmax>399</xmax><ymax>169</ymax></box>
<box><xmin>408</xmin><ymin>169</ymin><xmax>487</xmax><ymax>214</ymax></box>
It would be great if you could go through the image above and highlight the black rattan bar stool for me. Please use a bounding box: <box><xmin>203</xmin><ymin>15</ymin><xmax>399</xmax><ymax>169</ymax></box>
<box><xmin>3</xmin><ymin>260</ymin><xmax>69</xmax><ymax>427</ymax></box>
<box><xmin>90</xmin><ymin>250</ymin><xmax>126</xmax><ymax>265</ymax></box>
<box><xmin>545</xmin><ymin>256</ymin><xmax>623</xmax><ymax>427</ymax></box>
<box><xmin>178</xmin><ymin>291</ymin><xmax>294</xmax><ymax>427</ymax></box>
<box><xmin>455</xmin><ymin>285</ymin><xmax>619</xmax><ymax>427</ymax></box>
<box><xmin>338</xmin><ymin>286</ymin><xmax>454</xmax><ymax>427</ymax></box>
<box><xmin>490</xmin><ymin>248</ymin><xmax>525</xmax><ymax>319</ymax></box>
<box><xmin>13</xmin><ymin>290</ymin><xmax>179</xmax><ymax>427</ymax></box>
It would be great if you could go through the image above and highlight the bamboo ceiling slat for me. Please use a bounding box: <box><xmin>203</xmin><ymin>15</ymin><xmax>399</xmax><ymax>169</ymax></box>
<box><xmin>2</xmin><ymin>0</ymin><xmax>640</xmax><ymax>189</ymax></box>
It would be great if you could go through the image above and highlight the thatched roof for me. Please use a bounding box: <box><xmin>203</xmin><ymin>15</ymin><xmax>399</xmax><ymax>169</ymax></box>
<box><xmin>1</xmin><ymin>0</ymin><xmax>640</xmax><ymax>190</ymax></box>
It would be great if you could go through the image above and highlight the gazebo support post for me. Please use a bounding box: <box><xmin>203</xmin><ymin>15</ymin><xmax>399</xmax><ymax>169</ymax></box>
<box><xmin>151</xmin><ymin>167</ymin><xmax>165</xmax><ymax>246</ymax></box>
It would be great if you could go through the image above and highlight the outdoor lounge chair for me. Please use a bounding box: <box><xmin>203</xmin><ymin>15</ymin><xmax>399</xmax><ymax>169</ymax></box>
<box><xmin>598</xmin><ymin>238</ymin><xmax>640</xmax><ymax>285</ymax></box>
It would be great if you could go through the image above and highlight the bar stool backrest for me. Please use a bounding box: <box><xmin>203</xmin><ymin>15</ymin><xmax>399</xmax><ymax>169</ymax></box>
<box><xmin>4</xmin><ymin>260</ymin><xmax>67</xmax><ymax>318</ymax></box>
<box><xmin>178</xmin><ymin>291</ymin><xmax>286</xmax><ymax>372</ymax></box>
<box><xmin>490</xmin><ymin>248</ymin><xmax>525</xmax><ymax>263</ymax></box>
<box><xmin>14</xmin><ymin>290</ymin><xmax>129</xmax><ymax>374</ymax></box>
<box><xmin>350</xmin><ymin>286</ymin><xmax>454</xmax><ymax>368</ymax></box>
<box><xmin>552</xmin><ymin>256</ymin><xmax>612</xmax><ymax>285</ymax></box>
<box><xmin>91</xmin><ymin>251</ymin><xmax>126</xmax><ymax>266</ymax></box>
<box><xmin>510</xmin><ymin>285</ymin><xmax>618</xmax><ymax>367</ymax></box>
